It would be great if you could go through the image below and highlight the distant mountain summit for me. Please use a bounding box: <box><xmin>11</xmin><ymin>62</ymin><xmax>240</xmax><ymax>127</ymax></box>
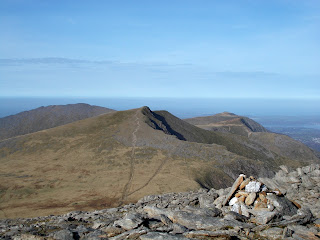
<box><xmin>0</xmin><ymin>103</ymin><xmax>115</xmax><ymax>140</ymax></box>
<box><xmin>185</xmin><ymin>112</ymin><xmax>268</xmax><ymax>136</ymax></box>
<box><xmin>185</xmin><ymin>112</ymin><xmax>318</xmax><ymax>161</ymax></box>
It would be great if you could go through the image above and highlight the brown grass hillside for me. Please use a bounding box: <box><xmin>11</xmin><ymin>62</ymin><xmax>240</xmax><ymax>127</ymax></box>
<box><xmin>185</xmin><ymin>112</ymin><xmax>319</xmax><ymax>163</ymax></box>
<box><xmin>185</xmin><ymin>112</ymin><xmax>268</xmax><ymax>136</ymax></box>
<box><xmin>0</xmin><ymin>107</ymin><xmax>318</xmax><ymax>219</ymax></box>
<box><xmin>0</xmin><ymin>103</ymin><xmax>115</xmax><ymax>141</ymax></box>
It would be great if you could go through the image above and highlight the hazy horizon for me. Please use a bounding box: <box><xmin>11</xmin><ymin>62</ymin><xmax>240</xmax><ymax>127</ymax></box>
<box><xmin>1</xmin><ymin>97</ymin><xmax>320</xmax><ymax>119</ymax></box>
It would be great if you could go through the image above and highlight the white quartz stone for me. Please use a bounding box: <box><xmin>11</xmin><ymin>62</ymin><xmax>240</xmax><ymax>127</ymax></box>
<box><xmin>231</xmin><ymin>202</ymin><xmax>241</xmax><ymax>214</ymax></box>
<box><xmin>245</xmin><ymin>181</ymin><xmax>261</xmax><ymax>193</ymax></box>
<box><xmin>229</xmin><ymin>197</ymin><xmax>238</xmax><ymax>206</ymax></box>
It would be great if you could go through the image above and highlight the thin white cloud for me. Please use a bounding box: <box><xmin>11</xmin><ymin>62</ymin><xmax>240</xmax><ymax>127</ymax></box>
<box><xmin>0</xmin><ymin>58</ymin><xmax>115</xmax><ymax>65</ymax></box>
<box><xmin>0</xmin><ymin>58</ymin><xmax>193</xmax><ymax>69</ymax></box>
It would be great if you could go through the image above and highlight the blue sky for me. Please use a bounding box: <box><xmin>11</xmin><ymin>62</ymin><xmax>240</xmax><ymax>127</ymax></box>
<box><xmin>0</xmin><ymin>0</ymin><xmax>319</xmax><ymax>98</ymax></box>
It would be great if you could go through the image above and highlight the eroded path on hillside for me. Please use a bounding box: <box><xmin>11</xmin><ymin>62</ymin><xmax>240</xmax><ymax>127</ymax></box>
<box><xmin>119</xmin><ymin>110</ymin><xmax>140</xmax><ymax>205</ymax></box>
<box><xmin>128</xmin><ymin>156</ymin><xmax>168</xmax><ymax>197</ymax></box>
<box><xmin>119</xmin><ymin>110</ymin><xmax>173</xmax><ymax>205</ymax></box>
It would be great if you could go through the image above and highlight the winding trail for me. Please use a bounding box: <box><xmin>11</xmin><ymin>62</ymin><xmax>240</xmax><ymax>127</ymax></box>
<box><xmin>127</xmin><ymin>156</ymin><xmax>168</xmax><ymax>197</ymax></box>
<box><xmin>118</xmin><ymin>109</ymin><xmax>172</xmax><ymax>205</ymax></box>
<box><xmin>119</xmin><ymin>111</ymin><xmax>140</xmax><ymax>205</ymax></box>
<box><xmin>0</xmin><ymin>209</ymin><xmax>7</xmax><ymax>219</ymax></box>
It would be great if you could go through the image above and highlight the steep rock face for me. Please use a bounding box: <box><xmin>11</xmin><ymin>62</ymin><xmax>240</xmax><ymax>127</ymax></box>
<box><xmin>0</xmin><ymin>103</ymin><xmax>115</xmax><ymax>140</ymax></box>
<box><xmin>240</xmin><ymin>117</ymin><xmax>268</xmax><ymax>132</ymax></box>
<box><xmin>140</xmin><ymin>107</ymin><xmax>275</xmax><ymax>163</ymax></box>
<box><xmin>1</xmin><ymin>164</ymin><xmax>319</xmax><ymax>240</ymax></box>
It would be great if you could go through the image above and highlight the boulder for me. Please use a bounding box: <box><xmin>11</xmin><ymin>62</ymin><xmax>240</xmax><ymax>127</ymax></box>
<box><xmin>260</xmin><ymin>227</ymin><xmax>283</xmax><ymax>239</ymax></box>
<box><xmin>223</xmin><ymin>174</ymin><xmax>245</xmax><ymax>206</ymax></box>
<box><xmin>239</xmin><ymin>178</ymin><xmax>250</xmax><ymax>190</ymax></box>
<box><xmin>280</xmin><ymin>165</ymin><xmax>290</xmax><ymax>174</ymax></box>
<box><xmin>229</xmin><ymin>197</ymin><xmax>238</xmax><ymax>206</ymax></box>
<box><xmin>231</xmin><ymin>202</ymin><xmax>241</xmax><ymax>214</ymax></box>
<box><xmin>170</xmin><ymin>223</ymin><xmax>188</xmax><ymax>234</ymax></box>
<box><xmin>238</xmin><ymin>195</ymin><xmax>246</xmax><ymax>203</ymax></box>
<box><xmin>13</xmin><ymin>234</ymin><xmax>49</xmax><ymax>240</ymax></box>
<box><xmin>109</xmin><ymin>226</ymin><xmax>149</xmax><ymax>240</ymax></box>
<box><xmin>184</xmin><ymin>229</ymin><xmax>238</xmax><ymax>239</ymax></box>
<box><xmin>183</xmin><ymin>206</ymin><xmax>222</xmax><ymax>217</ymax></box>
<box><xmin>80</xmin><ymin>230</ymin><xmax>106</xmax><ymax>240</ymax></box>
<box><xmin>224</xmin><ymin>211</ymin><xmax>249</xmax><ymax>222</ymax></box>
<box><xmin>101</xmin><ymin>226</ymin><xmax>125</xmax><ymax>238</ymax></box>
<box><xmin>144</xmin><ymin>206</ymin><xmax>173</xmax><ymax>220</ymax></box>
<box><xmin>288</xmin><ymin>207</ymin><xmax>313</xmax><ymax>225</ymax></box>
<box><xmin>169</xmin><ymin>210</ymin><xmax>252</xmax><ymax>231</ymax></box>
<box><xmin>245</xmin><ymin>192</ymin><xmax>256</xmax><ymax>206</ymax></box>
<box><xmin>159</xmin><ymin>214</ymin><xmax>172</xmax><ymax>225</ymax></box>
<box><xmin>52</xmin><ymin>229</ymin><xmax>74</xmax><ymax>240</ymax></box>
<box><xmin>113</xmin><ymin>213</ymin><xmax>144</xmax><ymax>230</ymax></box>
<box><xmin>245</xmin><ymin>181</ymin><xmax>261</xmax><ymax>193</ymax></box>
<box><xmin>250</xmin><ymin>210</ymin><xmax>282</xmax><ymax>225</ymax></box>
<box><xmin>282</xmin><ymin>227</ymin><xmax>294</xmax><ymax>238</ymax></box>
<box><xmin>240</xmin><ymin>202</ymin><xmax>250</xmax><ymax>218</ymax></box>
<box><xmin>301</xmin><ymin>175</ymin><xmax>314</xmax><ymax>189</ymax></box>
<box><xmin>140</xmin><ymin>232</ymin><xmax>189</xmax><ymax>240</ymax></box>
<box><xmin>235</xmin><ymin>191</ymin><xmax>249</xmax><ymax>197</ymax></box>
<box><xmin>198</xmin><ymin>194</ymin><xmax>218</xmax><ymax>208</ymax></box>
<box><xmin>266</xmin><ymin>194</ymin><xmax>298</xmax><ymax>216</ymax></box>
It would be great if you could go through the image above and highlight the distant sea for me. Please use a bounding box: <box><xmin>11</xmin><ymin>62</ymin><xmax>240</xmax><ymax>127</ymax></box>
<box><xmin>0</xmin><ymin>97</ymin><xmax>320</xmax><ymax>120</ymax></box>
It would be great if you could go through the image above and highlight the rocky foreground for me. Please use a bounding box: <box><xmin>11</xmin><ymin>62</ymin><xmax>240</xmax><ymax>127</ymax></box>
<box><xmin>1</xmin><ymin>165</ymin><xmax>320</xmax><ymax>240</ymax></box>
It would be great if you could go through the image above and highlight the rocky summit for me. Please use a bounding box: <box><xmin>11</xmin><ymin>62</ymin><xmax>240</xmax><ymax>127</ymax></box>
<box><xmin>1</xmin><ymin>164</ymin><xmax>320</xmax><ymax>240</ymax></box>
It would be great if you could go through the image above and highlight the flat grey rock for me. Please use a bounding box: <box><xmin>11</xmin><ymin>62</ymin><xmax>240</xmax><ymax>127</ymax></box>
<box><xmin>140</xmin><ymin>232</ymin><xmax>189</xmax><ymax>240</ymax></box>
<box><xmin>53</xmin><ymin>229</ymin><xmax>74</xmax><ymax>240</ymax></box>
<box><xmin>266</xmin><ymin>194</ymin><xmax>298</xmax><ymax>216</ymax></box>
<box><xmin>114</xmin><ymin>213</ymin><xmax>143</xmax><ymax>230</ymax></box>
<box><xmin>260</xmin><ymin>227</ymin><xmax>283</xmax><ymax>239</ymax></box>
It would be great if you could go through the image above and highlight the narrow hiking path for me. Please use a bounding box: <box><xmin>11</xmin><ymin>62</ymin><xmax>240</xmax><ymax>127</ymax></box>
<box><xmin>119</xmin><ymin>110</ymin><xmax>140</xmax><ymax>205</ymax></box>
<box><xmin>118</xmin><ymin>110</ymin><xmax>172</xmax><ymax>205</ymax></box>
<box><xmin>127</xmin><ymin>156</ymin><xmax>168</xmax><ymax>197</ymax></box>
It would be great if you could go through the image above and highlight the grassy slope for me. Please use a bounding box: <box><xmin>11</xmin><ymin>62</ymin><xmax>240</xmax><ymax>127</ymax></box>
<box><xmin>0</xmin><ymin>103</ymin><xmax>115</xmax><ymax>141</ymax></box>
<box><xmin>0</xmin><ymin>109</ymin><xmax>202</xmax><ymax>218</ymax></box>
<box><xmin>249</xmin><ymin>132</ymin><xmax>319</xmax><ymax>165</ymax></box>
<box><xmin>185</xmin><ymin>111</ymin><xmax>319</xmax><ymax>164</ymax></box>
<box><xmin>0</xmin><ymin>107</ymin><xmax>318</xmax><ymax>219</ymax></box>
<box><xmin>152</xmin><ymin>110</ymin><xmax>274</xmax><ymax>163</ymax></box>
<box><xmin>184</xmin><ymin>112</ymin><xmax>268</xmax><ymax>136</ymax></box>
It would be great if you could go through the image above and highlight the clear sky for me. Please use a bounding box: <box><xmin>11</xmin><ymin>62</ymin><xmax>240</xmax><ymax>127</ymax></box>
<box><xmin>0</xmin><ymin>0</ymin><xmax>319</xmax><ymax>98</ymax></box>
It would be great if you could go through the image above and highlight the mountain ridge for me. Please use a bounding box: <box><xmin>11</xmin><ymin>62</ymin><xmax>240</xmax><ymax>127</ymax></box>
<box><xmin>185</xmin><ymin>112</ymin><xmax>268</xmax><ymax>135</ymax></box>
<box><xmin>0</xmin><ymin>105</ymin><xmax>319</xmax><ymax>219</ymax></box>
<box><xmin>0</xmin><ymin>103</ymin><xmax>115</xmax><ymax>141</ymax></box>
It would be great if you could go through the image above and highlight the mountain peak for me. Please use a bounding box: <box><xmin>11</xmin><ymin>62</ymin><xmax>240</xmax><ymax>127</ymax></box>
<box><xmin>184</xmin><ymin>112</ymin><xmax>268</xmax><ymax>135</ymax></box>
<box><xmin>140</xmin><ymin>106</ymin><xmax>151</xmax><ymax>112</ymax></box>
<box><xmin>221</xmin><ymin>111</ymin><xmax>237</xmax><ymax>116</ymax></box>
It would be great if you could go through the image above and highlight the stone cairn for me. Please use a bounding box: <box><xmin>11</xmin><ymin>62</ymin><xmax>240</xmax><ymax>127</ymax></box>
<box><xmin>220</xmin><ymin>174</ymin><xmax>299</xmax><ymax>225</ymax></box>
<box><xmin>1</xmin><ymin>164</ymin><xmax>320</xmax><ymax>240</ymax></box>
